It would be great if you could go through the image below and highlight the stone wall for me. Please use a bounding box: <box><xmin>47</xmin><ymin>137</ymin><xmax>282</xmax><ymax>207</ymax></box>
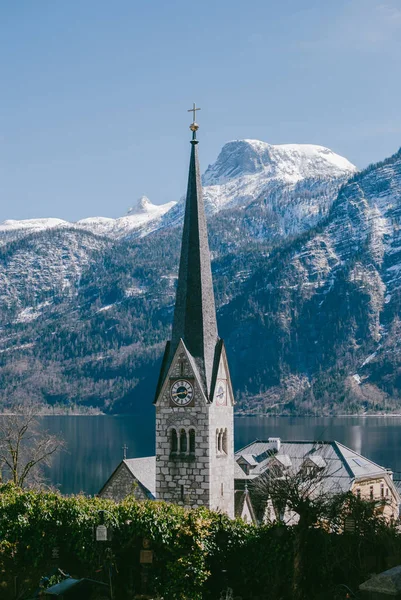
<box><xmin>155</xmin><ymin>341</ymin><xmax>235</xmax><ymax>517</ymax></box>
<box><xmin>99</xmin><ymin>463</ymin><xmax>149</xmax><ymax>503</ymax></box>
<box><xmin>209</xmin><ymin>355</ymin><xmax>235</xmax><ymax>518</ymax></box>
<box><xmin>156</xmin><ymin>347</ymin><xmax>210</xmax><ymax>508</ymax></box>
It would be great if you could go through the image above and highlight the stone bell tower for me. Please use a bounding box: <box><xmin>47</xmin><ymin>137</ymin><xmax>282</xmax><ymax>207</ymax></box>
<box><xmin>154</xmin><ymin>105</ymin><xmax>234</xmax><ymax>517</ymax></box>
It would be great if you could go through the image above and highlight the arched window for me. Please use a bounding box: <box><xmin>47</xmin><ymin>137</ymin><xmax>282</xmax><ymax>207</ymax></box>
<box><xmin>216</xmin><ymin>429</ymin><xmax>220</xmax><ymax>453</ymax></box>
<box><xmin>218</xmin><ymin>429</ymin><xmax>223</xmax><ymax>453</ymax></box>
<box><xmin>170</xmin><ymin>428</ymin><xmax>178</xmax><ymax>453</ymax></box>
<box><xmin>222</xmin><ymin>429</ymin><xmax>228</xmax><ymax>454</ymax></box>
<box><xmin>180</xmin><ymin>429</ymin><xmax>187</xmax><ymax>453</ymax></box>
<box><xmin>189</xmin><ymin>429</ymin><xmax>195</xmax><ymax>453</ymax></box>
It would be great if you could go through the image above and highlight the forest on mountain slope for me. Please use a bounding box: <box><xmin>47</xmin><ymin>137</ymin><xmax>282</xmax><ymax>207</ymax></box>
<box><xmin>0</xmin><ymin>148</ymin><xmax>400</xmax><ymax>414</ymax></box>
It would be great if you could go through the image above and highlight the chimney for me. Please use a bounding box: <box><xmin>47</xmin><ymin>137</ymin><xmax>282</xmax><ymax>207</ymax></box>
<box><xmin>268</xmin><ymin>437</ymin><xmax>281</xmax><ymax>452</ymax></box>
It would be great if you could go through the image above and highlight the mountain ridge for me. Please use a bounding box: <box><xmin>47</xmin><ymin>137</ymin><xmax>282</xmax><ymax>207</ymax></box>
<box><xmin>4</xmin><ymin>139</ymin><xmax>399</xmax><ymax>415</ymax></box>
<box><xmin>0</xmin><ymin>139</ymin><xmax>356</xmax><ymax>243</ymax></box>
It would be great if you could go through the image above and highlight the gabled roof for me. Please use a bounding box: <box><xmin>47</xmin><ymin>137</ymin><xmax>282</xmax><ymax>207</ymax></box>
<box><xmin>238</xmin><ymin>454</ymin><xmax>258</xmax><ymax>466</ymax></box>
<box><xmin>123</xmin><ymin>457</ymin><xmax>156</xmax><ymax>498</ymax></box>
<box><xmin>333</xmin><ymin>441</ymin><xmax>387</xmax><ymax>479</ymax></box>
<box><xmin>234</xmin><ymin>440</ymin><xmax>390</xmax><ymax>494</ymax></box>
<box><xmin>154</xmin><ymin>338</ymin><xmax>207</xmax><ymax>406</ymax></box>
<box><xmin>234</xmin><ymin>488</ymin><xmax>257</xmax><ymax>524</ymax></box>
<box><xmin>305</xmin><ymin>455</ymin><xmax>327</xmax><ymax>469</ymax></box>
<box><xmin>99</xmin><ymin>456</ymin><xmax>156</xmax><ymax>499</ymax></box>
<box><xmin>274</xmin><ymin>454</ymin><xmax>292</xmax><ymax>468</ymax></box>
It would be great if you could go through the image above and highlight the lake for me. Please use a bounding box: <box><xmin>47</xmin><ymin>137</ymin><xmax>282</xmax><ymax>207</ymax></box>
<box><xmin>41</xmin><ymin>414</ymin><xmax>401</xmax><ymax>495</ymax></box>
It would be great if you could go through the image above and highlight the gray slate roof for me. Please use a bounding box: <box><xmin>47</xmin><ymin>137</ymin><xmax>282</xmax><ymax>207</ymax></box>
<box><xmin>156</xmin><ymin>137</ymin><xmax>219</xmax><ymax>400</ymax></box>
<box><xmin>235</xmin><ymin>440</ymin><xmax>391</xmax><ymax>493</ymax></box>
<box><xmin>124</xmin><ymin>457</ymin><xmax>156</xmax><ymax>499</ymax></box>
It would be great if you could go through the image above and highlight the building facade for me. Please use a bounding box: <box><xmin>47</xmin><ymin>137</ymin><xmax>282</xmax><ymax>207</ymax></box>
<box><xmin>235</xmin><ymin>439</ymin><xmax>400</xmax><ymax>524</ymax></box>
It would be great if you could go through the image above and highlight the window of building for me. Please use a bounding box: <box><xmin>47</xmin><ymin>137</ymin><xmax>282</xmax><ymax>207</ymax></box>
<box><xmin>216</xmin><ymin>428</ymin><xmax>227</xmax><ymax>455</ymax></box>
<box><xmin>221</xmin><ymin>482</ymin><xmax>224</xmax><ymax>497</ymax></box>
<box><xmin>381</xmin><ymin>483</ymin><xmax>384</xmax><ymax>498</ymax></box>
<box><xmin>386</xmin><ymin>488</ymin><xmax>389</xmax><ymax>497</ymax></box>
<box><xmin>356</xmin><ymin>488</ymin><xmax>361</xmax><ymax>498</ymax></box>
<box><xmin>222</xmin><ymin>429</ymin><xmax>228</xmax><ymax>454</ymax></box>
<box><xmin>180</xmin><ymin>485</ymin><xmax>184</xmax><ymax>501</ymax></box>
<box><xmin>189</xmin><ymin>429</ymin><xmax>195</xmax><ymax>454</ymax></box>
<box><xmin>170</xmin><ymin>428</ymin><xmax>178</xmax><ymax>453</ymax></box>
<box><xmin>370</xmin><ymin>486</ymin><xmax>374</xmax><ymax>500</ymax></box>
<box><xmin>240</xmin><ymin>463</ymin><xmax>249</xmax><ymax>475</ymax></box>
<box><xmin>180</xmin><ymin>429</ymin><xmax>187</xmax><ymax>453</ymax></box>
<box><xmin>216</xmin><ymin>429</ymin><xmax>223</xmax><ymax>454</ymax></box>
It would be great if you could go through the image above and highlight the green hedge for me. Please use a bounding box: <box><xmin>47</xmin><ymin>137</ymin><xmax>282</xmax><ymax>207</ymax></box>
<box><xmin>1</xmin><ymin>484</ymin><xmax>401</xmax><ymax>600</ymax></box>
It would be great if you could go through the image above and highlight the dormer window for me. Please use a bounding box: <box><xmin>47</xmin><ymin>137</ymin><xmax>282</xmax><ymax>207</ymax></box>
<box><xmin>270</xmin><ymin>454</ymin><xmax>292</xmax><ymax>476</ymax></box>
<box><xmin>240</xmin><ymin>463</ymin><xmax>250</xmax><ymax>475</ymax></box>
<box><xmin>301</xmin><ymin>455</ymin><xmax>326</xmax><ymax>477</ymax></box>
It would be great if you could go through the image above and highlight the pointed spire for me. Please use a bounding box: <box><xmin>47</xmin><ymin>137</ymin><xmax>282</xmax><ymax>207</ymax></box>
<box><xmin>170</xmin><ymin>111</ymin><xmax>219</xmax><ymax>397</ymax></box>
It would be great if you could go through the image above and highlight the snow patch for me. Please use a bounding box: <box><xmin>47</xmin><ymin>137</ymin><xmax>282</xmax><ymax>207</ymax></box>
<box><xmin>125</xmin><ymin>286</ymin><xmax>146</xmax><ymax>297</ymax></box>
<box><xmin>361</xmin><ymin>352</ymin><xmax>378</xmax><ymax>368</ymax></box>
<box><xmin>96</xmin><ymin>304</ymin><xmax>114</xmax><ymax>313</ymax></box>
<box><xmin>0</xmin><ymin>218</ymin><xmax>67</xmax><ymax>233</ymax></box>
<box><xmin>14</xmin><ymin>301</ymin><xmax>52</xmax><ymax>324</ymax></box>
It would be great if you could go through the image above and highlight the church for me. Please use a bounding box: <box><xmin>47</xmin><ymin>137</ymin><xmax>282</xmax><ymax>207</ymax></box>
<box><xmin>99</xmin><ymin>109</ymin><xmax>400</xmax><ymax>524</ymax></box>
<box><xmin>101</xmin><ymin>107</ymin><xmax>235</xmax><ymax>518</ymax></box>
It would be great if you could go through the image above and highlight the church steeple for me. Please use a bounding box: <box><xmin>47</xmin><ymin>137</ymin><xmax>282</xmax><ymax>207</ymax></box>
<box><xmin>170</xmin><ymin>108</ymin><xmax>218</xmax><ymax>398</ymax></box>
<box><xmin>154</xmin><ymin>106</ymin><xmax>234</xmax><ymax>518</ymax></box>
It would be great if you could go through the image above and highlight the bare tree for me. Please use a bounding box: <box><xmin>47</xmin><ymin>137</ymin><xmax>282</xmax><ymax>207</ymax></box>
<box><xmin>251</xmin><ymin>445</ymin><xmax>344</xmax><ymax>600</ymax></box>
<box><xmin>0</xmin><ymin>402</ymin><xmax>65</xmax><ymax>488</ymax></box>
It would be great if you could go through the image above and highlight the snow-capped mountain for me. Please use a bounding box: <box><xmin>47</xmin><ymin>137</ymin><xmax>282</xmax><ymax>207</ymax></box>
<box><xmin>0</xmin><ymin>196</ymin><xmax>176</xmax><ymax>243</ymax></box>
<box><xmin>74</xmin><ymin>196</ymin><xmax>176</xmax><ymax>238</ymax></box>
<box><xmin>215</xmin><ymin>147</ymin><xmax>401</xmax><ymax>414</ymax></box>
<box><xmin>160</xmin><ymin>139</ymin><xmax>357</xmax><ymax>240</ymax></box>
<box><xmin>2</xmin><ymin>136</ymin><xmax>384</xmax><ymax>415</ymax></box>
<box><xmin>202</xmin><ymin>139</ymin><xmax>356</xmax><ymax>209</ymax></box>
<box><xmin>0</xmin><ymin>139</ymin><xmax>356</xmax><ymax>246</ymax></box>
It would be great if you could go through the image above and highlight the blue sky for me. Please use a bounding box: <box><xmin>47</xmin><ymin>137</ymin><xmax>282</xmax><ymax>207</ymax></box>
<box><xmin>1</xmin><ymin>0</ymin><xmax>401</xmax><ymax>222</ymax></box>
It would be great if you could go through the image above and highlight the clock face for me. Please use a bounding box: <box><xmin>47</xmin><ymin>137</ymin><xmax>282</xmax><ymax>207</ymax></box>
<box><xmin>215</xmin><ymin>381</ymin><xmax>227</xmax><ymax>406</ymax></box>
<box><xmin>170</xmin><ymin>379</ymin><xmax>194</xmax><ymax>406</ymax></box>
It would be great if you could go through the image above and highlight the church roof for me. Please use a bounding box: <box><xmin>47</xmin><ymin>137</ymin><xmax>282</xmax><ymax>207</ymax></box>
<box><xmin>98</xmin><ymin>456</ymin><xmax>156</xmax><ymax>499</ymax></box>
<box><xmin>157</xmin><ymin>134</ymin><xmax>219</xmax><ymax>400</ymax></box>
<box><xmin>123</xmin><ymin>456</ymin><xmax>156</xmax><ymax>498</ymax></box>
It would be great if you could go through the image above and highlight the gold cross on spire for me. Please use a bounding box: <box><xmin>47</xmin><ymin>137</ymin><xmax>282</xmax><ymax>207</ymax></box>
<box><xmin>188</xmin><ymin>102</ymin><xmax>201</xmax><ymax>140</ymax></box>
<box><xmin>188</xmin><ymin>102</ymin><xmax>201</xmax><ymax>124</ymax></box>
